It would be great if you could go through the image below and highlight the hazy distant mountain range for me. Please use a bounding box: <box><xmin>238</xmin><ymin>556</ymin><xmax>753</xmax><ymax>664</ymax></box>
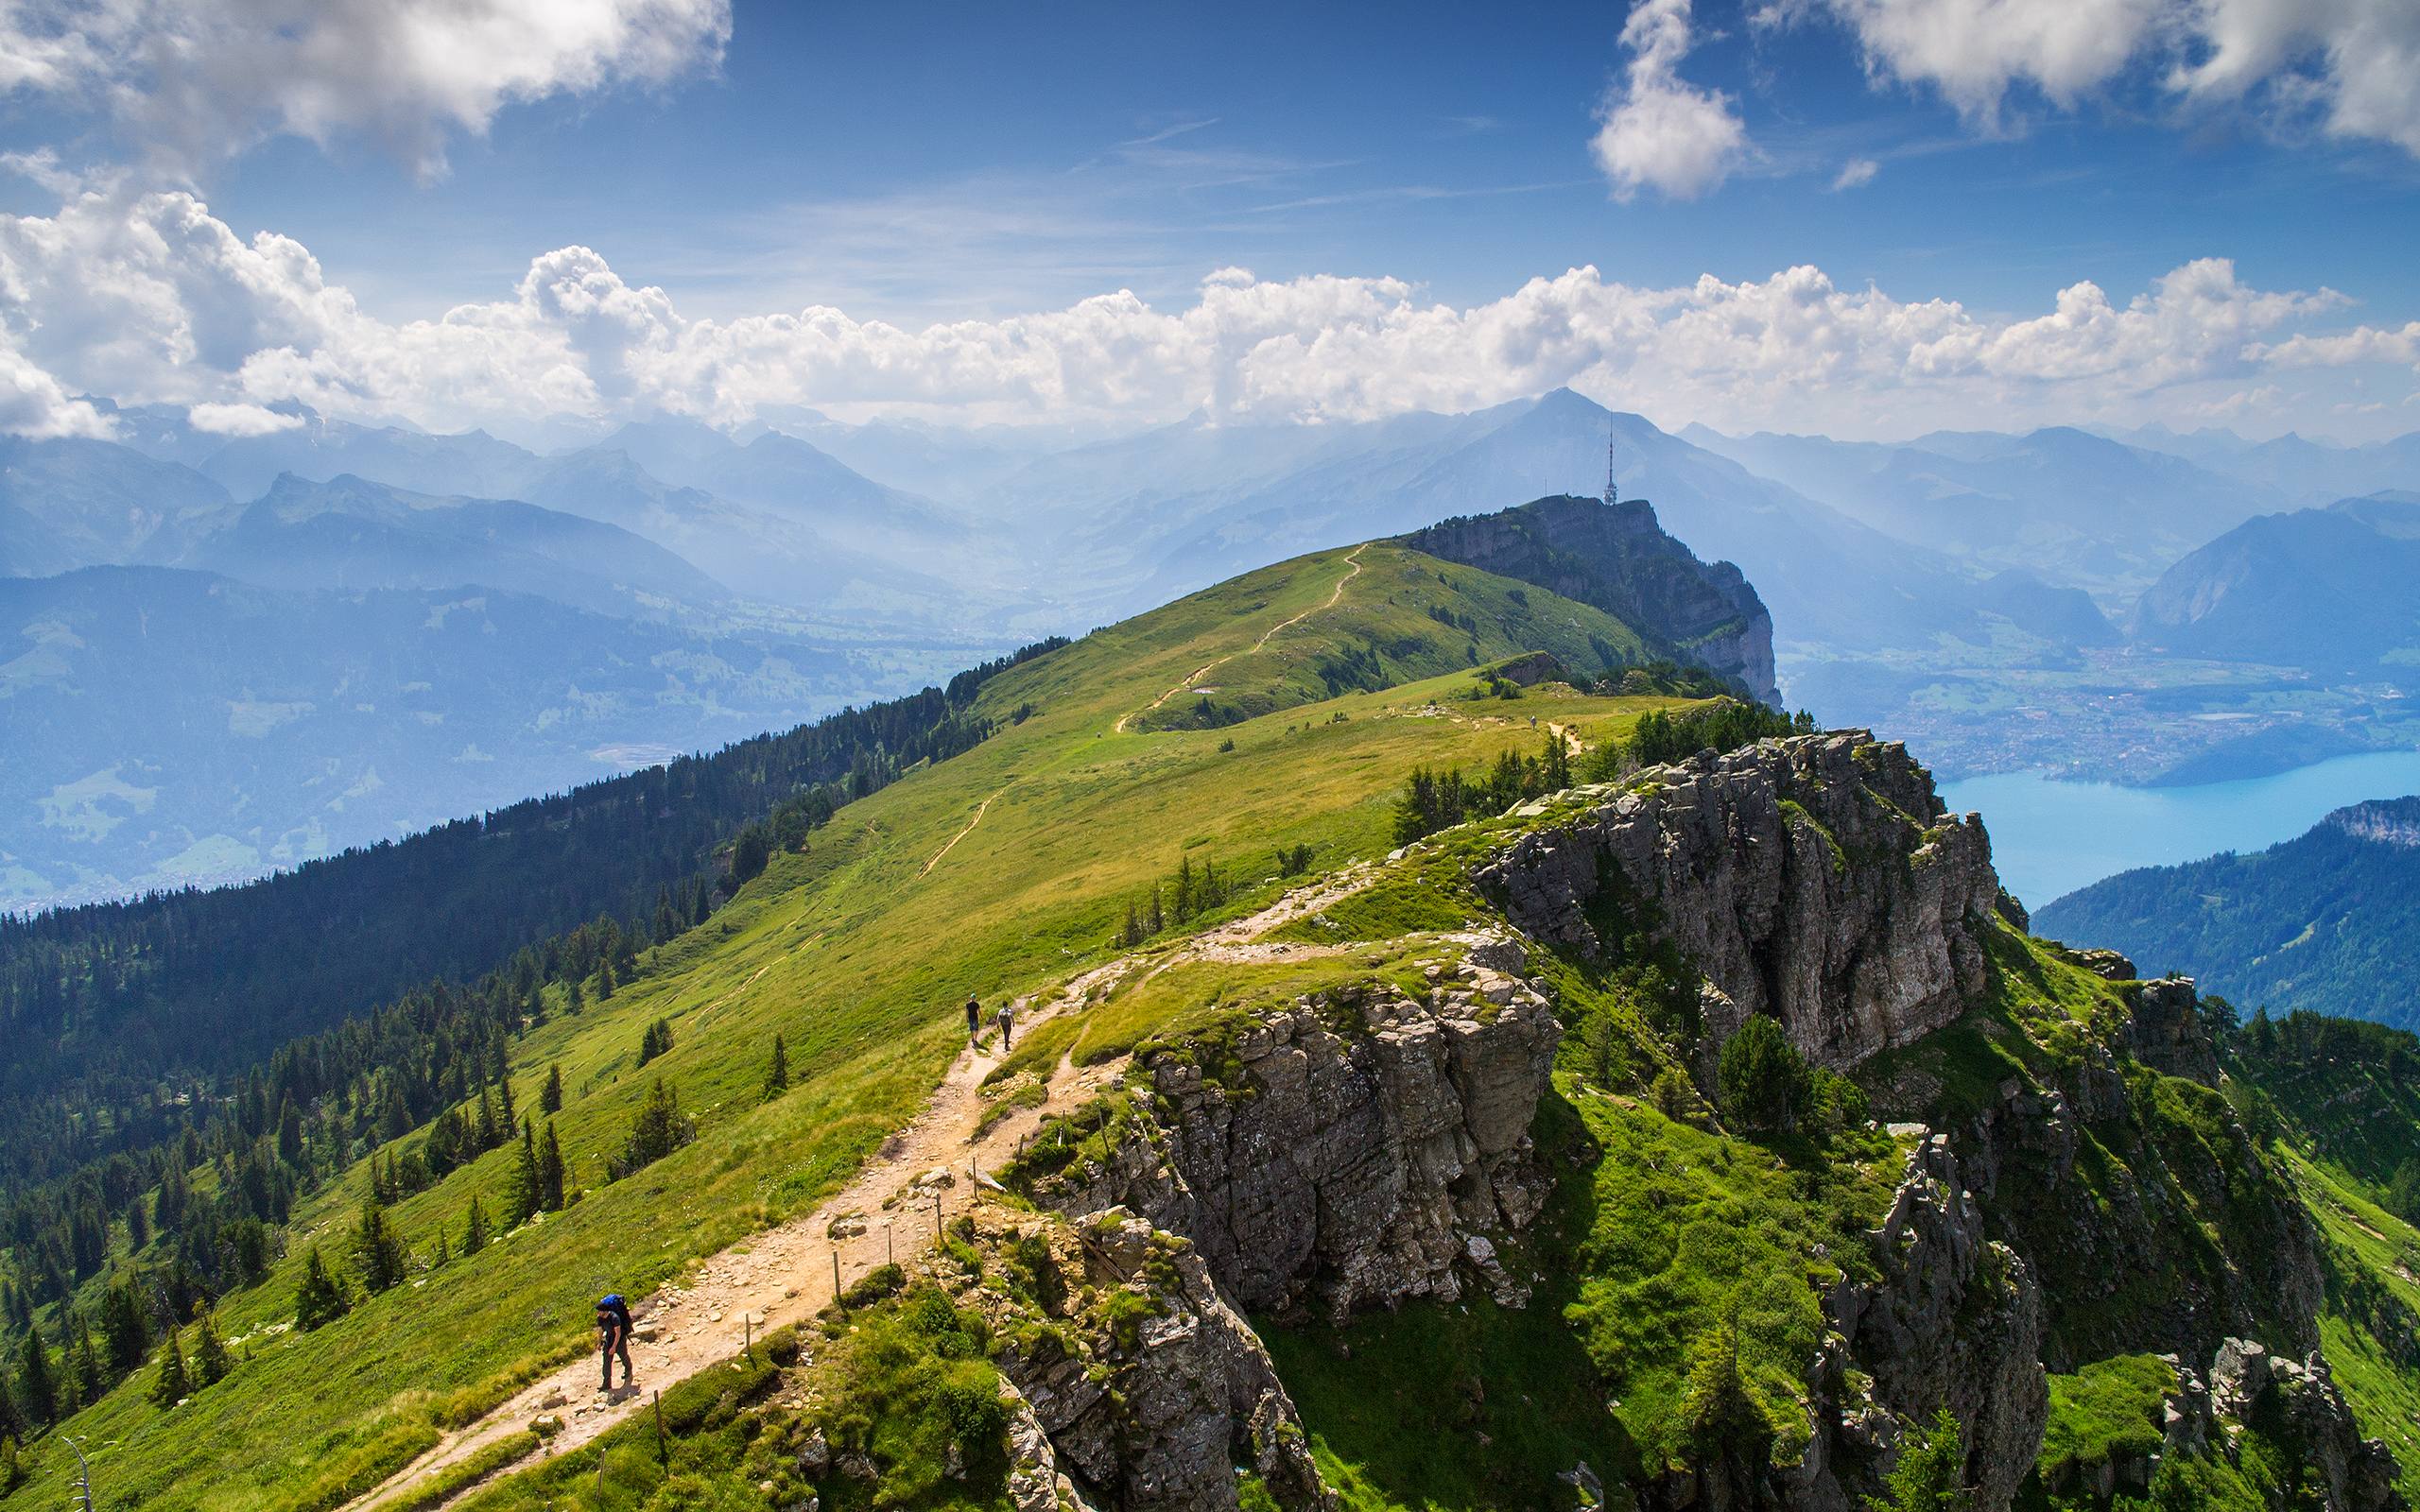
<box><xmin>0</xmin><ymin>566</ymin><xmax>978</xmax><ymax>910</ymax></box>
<box><xmin>2127</xmin><ymin>491</ymin><xmax>2420</xmax><ymax>675</ymax></box>
<box><xmin>7</xmin><ymin>389</ymin><xmax>2419</xmax><ymax>908</ymax></box>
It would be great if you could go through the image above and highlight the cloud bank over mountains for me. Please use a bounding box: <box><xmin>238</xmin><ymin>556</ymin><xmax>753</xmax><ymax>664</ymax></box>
<box><xmin>0</xmin><ymin>176</ymin><xmax>2410</xmax><ymax>444</ymax></box>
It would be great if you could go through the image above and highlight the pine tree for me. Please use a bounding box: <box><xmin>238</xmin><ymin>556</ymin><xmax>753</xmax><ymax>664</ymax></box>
<box><xmin>354</xmin><ymin>1199</ymin><xmax>408</xmax><ymax>1293</ymax></box>
<box><xmin>539</xmin><ymin>1122</ymin><xmax>566</xmax><ymax>1212</ymax></box>
<box><xmin>507</xmin><ymin>1118</ymin><xmax>542</xmax><ymax>1226</ymax></box>
<box><xmin>193</xmin><ymin>1313</ymin><xmax>233</xmax><ymax>1386</ymax></box>
<box><xmin>149</xmin><ymin>1330</ymin><xmax>189</xmax><ymax>1409</ymax></box>
<box><xmin>100</xmin><ymin>1280</ymin><xmax>149</xmax><ymax>1371</ymax></box>
<box><xmin>610</xmin><ymin>1078</ymin><xmax>694</xmax><ymax>1178</ymax></box>
<box><xmin>497</xmin><ymin>1067</ymin><xmax>516</xmax><ymax>1125</ymax></box>
<box><xmin>15</xmin><ymin>1324</ymin><xmax>55</xmax><ymax>1426</ymax></box>
<box><xmin>540</xmin><ymin>1063</ymin><xmax>564</xmax><ymax>1115</ymax></box>
<box><xmin>566</xmin><ymin>973</ymin><xmax>585</xmax><ymax>1015</ymax></box>
<box><xmin>463</xmin><ymin>1194</ymin><xmax>491</xmax><ymax>1255</ymax></box>
<box><xmin>596</xmin><ymin>956</ymin><xmax>616</xmax><ymax>1001</ymax></box>
<box><xmin>0</xmin><ymin>1370</ymin><xmax>20</xmax><ymax>1445</ymax></box>
<box><xmin>1543</xmin><ymin>730</ymin><xmax>1572</xmax><ymax>791</ymax></box>
<box><xmin>763</xmin><ymin>1035</ymin><xmax>789</xmax><ymax>1099</ymax></box>
<box><xmin>1867</xmin><ymin>1408</ymin><xmax>1968</xmax><ymax>1512</ymax></box>
<box><xmin>294</xmin><ymin>1247</ymin><xmax>350</xmax><ymax>1332</ymax></box>
<box><xmin>128</xmin><ymin>1195</ymin><xmax>150</xmax><ymax>1250</ymax></box>
<box><xmin>69</xmin><ymin>1321</ymin><xmax>103</xmax><ymax>1405</ymax></box>
<box><xmin>278</xmin><ymin>1098</ymin><xmax>306</xmax><ymax>1165</ymax></box>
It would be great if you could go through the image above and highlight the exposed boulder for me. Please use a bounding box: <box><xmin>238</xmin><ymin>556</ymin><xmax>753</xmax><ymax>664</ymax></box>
<box><xmin>1476</xmin><ymin>732</ymin><xmax>2002</xmax><ymax>1071</ymax></box>
<box><xmin>2123</xmin><ymin>976</ymin><xmax>2222</xmax><ymax>1086</ymax></box>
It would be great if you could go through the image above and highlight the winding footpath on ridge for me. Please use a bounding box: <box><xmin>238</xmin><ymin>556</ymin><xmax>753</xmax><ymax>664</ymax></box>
<box><xmin>340</xmin><ymin>864</ymin><xmax>1382</xmax><ymax>1512</ymax></box>
<box><xmin>917</xmin><ymin>788</ymin><xmax>1004</xmax><ymax>879</ymax></box>
<box><xmin>1112</xmin><ymin>543</ymin><xmax>1365</xmax><ymax>735</ymax></box>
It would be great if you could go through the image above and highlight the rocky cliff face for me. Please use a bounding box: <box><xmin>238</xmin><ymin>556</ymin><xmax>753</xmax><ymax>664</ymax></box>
<box><xmin>1393</xmin><ymin>493</ymin><xmax>1778</xmax><ymax>702</ymax></box>
<box><xmin>1823</xmin><ymin>1135</ymin><xmax>2048</xmax><ymax>1512</ymax></box>
<box><xmin>1477</xmin><ymin>732</ymin><xmax>2004</xmax><ymax>1071</ymax></box>
<box><xmin>940</xmin><ymin>1204</ymin><xmax>1329</xmax><ymax>1512</ymax></box>
<box><xmin>1026</xmin><ymin>930</ymin><xmax>1561</xmax><ymax>1317</ymax></box>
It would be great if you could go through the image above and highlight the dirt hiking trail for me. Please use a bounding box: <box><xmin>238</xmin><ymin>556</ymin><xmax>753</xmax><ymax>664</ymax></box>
<box><xmin>345</xmin><ymin>865</ymin><xmax>1378</xmax><ymax>1512</ymax></box>
<box><xmin>1113</xmin><ymin>544</ymin><xmax>1365</xmax><ymax>734</ymax></box>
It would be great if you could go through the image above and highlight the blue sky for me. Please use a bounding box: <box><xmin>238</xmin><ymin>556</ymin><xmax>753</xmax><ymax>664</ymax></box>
<box><xmin>0</xmin><ymin>0</ymin><xmax>2415</xmax><ymax>442</ymax></box>
<box><xmin>151</xmin><ymin>1</ymin><xmax>2420</xmax><ymax>321</ymax></box>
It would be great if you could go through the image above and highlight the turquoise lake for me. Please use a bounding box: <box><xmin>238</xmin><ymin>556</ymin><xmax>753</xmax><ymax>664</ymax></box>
<box><xmin>1940</xmin><ymin>748</ymin><xmax>2420</xmax><ymax>910</ymax></box>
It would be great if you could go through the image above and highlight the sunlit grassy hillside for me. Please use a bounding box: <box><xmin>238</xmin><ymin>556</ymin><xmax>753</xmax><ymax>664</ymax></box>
<box><xmin>2</xmin><ymin>541</ymin><xmax>1706</xmax><ymax>1510</ymax></box>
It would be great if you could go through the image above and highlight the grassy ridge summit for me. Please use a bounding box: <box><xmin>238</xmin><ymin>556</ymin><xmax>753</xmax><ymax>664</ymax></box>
<box><xmin>0</xmin><ymin>503</ymin><xmax>1739</xmax><ymax>1508</ymax></box>
<box><xmin>2034</xmin><ymin>796</ymin><xmax>2420</xmax><ymax>1026</ymax></box>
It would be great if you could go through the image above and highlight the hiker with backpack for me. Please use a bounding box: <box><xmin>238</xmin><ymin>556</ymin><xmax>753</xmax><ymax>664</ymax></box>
<box><xmin>995</xmin><ymin>1001</ymin><xmax>1015</xmax><ymax>1049</ymax></box>
<box><xmin>965</xmin><ymin>994</ymin><xmax>981</xmax><ymax>1038</ymax></box>
<box><xmin>596</xmin><ymin>1293</ymin><xmax>635</xmax><ymax>1393</ymax></box>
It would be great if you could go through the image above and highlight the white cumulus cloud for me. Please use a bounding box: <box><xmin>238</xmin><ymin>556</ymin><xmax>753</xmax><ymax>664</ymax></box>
<box><xmin>0</xmin><ymin>183</ymin><xmax>2411</xmax><ymax>441</ymax></box>
<box><xmin>1798</xmin><ymin>0</ymin><xmax>2420</xmax><ymax>156</ymax></box>
<box><xmin>1591</xmin><ymin>0</ymin><xmax>1753</xmax><ymax>201</ymax></box>
<box><xmin>1832</xmin><ymin>156</ymin><xmax>1880</xmax><ymax>189</ymax></box>
<box><xmin>0</xmin><ymin>0</ymin><xmax>732</xmax><ymax>180</ymax></box>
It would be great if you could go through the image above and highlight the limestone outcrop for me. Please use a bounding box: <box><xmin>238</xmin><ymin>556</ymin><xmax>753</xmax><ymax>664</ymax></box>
<box><xmin>1476</xmin><ymin>732</ymin><xmax>2003</xmax><ymax>1070</ymax></box>
<box><xmin>948</xmin><ymin>1206</ymin><xmax>1328</xmax><ymax>1512</ymax></box>
<box><xmin>1027</xmin><ymin>931</ymin><xmax>1561</xmax><ymax>1316</ymax></box>
<box><xmin>1824</xmin><ymin>1135</ymin><xmax>2048</xmax><ymax>1512</ymax></box>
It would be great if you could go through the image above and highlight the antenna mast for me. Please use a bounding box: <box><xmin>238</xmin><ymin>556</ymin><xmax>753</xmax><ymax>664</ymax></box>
<box><xmin>1604</xmin><ymin>422</ymin><xmax>1619</xmax><ymax>506</ymax></box>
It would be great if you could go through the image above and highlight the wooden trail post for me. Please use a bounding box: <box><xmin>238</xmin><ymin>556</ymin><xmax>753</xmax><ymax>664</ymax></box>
<box><xmin>832</xmin><ymin>1249</ymin><xmax>842</xmax><ymax>1307</ymax></box>
<box><xmin>743</xmin><ymin>1313</ymin><xmax>752</xmax><ymax>1360</ymax></box>
<box><xmin>932</xmin><ymin>1193</ymin><xmax>943</xmax><ymax>1248</ymax></box>
<box><xmin>653</xmin><ymin>1388</ymin><xmax>667</xmax><ymax>1465</ymax></box>
<box><xmin>885</xmin><ymin>1220</ymin><xmax>894</xmax><ymax>1265</ymax></box>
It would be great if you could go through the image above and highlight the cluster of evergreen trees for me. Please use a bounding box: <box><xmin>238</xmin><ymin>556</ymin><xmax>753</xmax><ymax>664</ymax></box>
<box><xmin>1599</xmin><ymin>701</ymin><xmax>1811</xmax><ymax>776</ymax></box>
<box><xmin>1115</xmin><ymin>854</ymin><xmax>1246</xmax><ymax>947</ymax></box>
<box><xmin>1392</xmin><ymin>732</ymin><xmax>1575</xmax><ymax>846</ymax></box>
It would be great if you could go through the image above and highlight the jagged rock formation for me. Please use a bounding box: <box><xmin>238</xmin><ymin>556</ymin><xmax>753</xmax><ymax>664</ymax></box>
<box><xmin>1393</xmin><ymin>493</ymin><xmax>1778</xmax><ymax>702</ymax></box>
<box><xmin>1028</xmin><ymin>932</ymin><xmax>1561</xmax><ymax>1316</ymax></box>
<box><xmin>1477</xmin><ymin>732</ymin><xmax>2003</xmax><ymax>1071</ymax></box>
<box><xmin>943</xmin><ymin>1205</ymin><xmax>1329</xmax><ymax>1512</ymax></box>
<box><xmin>2206</xmin><ymin>1341</ymin><xmax>2400</xmax><ymax>1512</ymax></box>
<box><xmin>1821</xmin><ymin>1135</ymin><xmax>2048</xmax><ymax>1512</ymax></box>
<box><xmin>1648</xmin><ymin>1133</ymin><xmax>2048</xmax><ymax>1512</ymax></box>
<box><xmin>1917</xmin><ymin>996</ymin><xmax>2327</xmax><ymax>1376</ymax></box>
<box><xmin>988</xmin><ymin>732</ymin><xmax>2396</xmax><ymax>1512</ymax></box>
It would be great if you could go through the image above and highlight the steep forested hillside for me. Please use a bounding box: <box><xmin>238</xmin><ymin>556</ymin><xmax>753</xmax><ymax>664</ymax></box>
<box><xmin>0</xmin><ymin>637</ymin><xmax>1061</xmax><ymax>1176</ymax></box>
<box><xmin>2035</xmin><ymin>797</ymin><xmax>2420</xmax><ymax>1025</ymax></box>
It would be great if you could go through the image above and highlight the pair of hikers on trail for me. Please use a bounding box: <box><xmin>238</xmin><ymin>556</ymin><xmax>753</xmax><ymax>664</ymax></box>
<box><xmin>964</xmin><ymin>994</ymin><xmax>1015</xmax><ymax>1048</ymax></box>
<box><xmin>596</xmin><ymin>1293</ymin><xmax>634</xmax><ymax>1393</ymax></box>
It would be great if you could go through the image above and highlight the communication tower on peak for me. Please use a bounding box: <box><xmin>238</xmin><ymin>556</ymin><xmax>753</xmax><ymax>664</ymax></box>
<box><xmin>1604</xmin><ymin>423</ymin><xmax>1619</xmax><ymax>507</ymax></box>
